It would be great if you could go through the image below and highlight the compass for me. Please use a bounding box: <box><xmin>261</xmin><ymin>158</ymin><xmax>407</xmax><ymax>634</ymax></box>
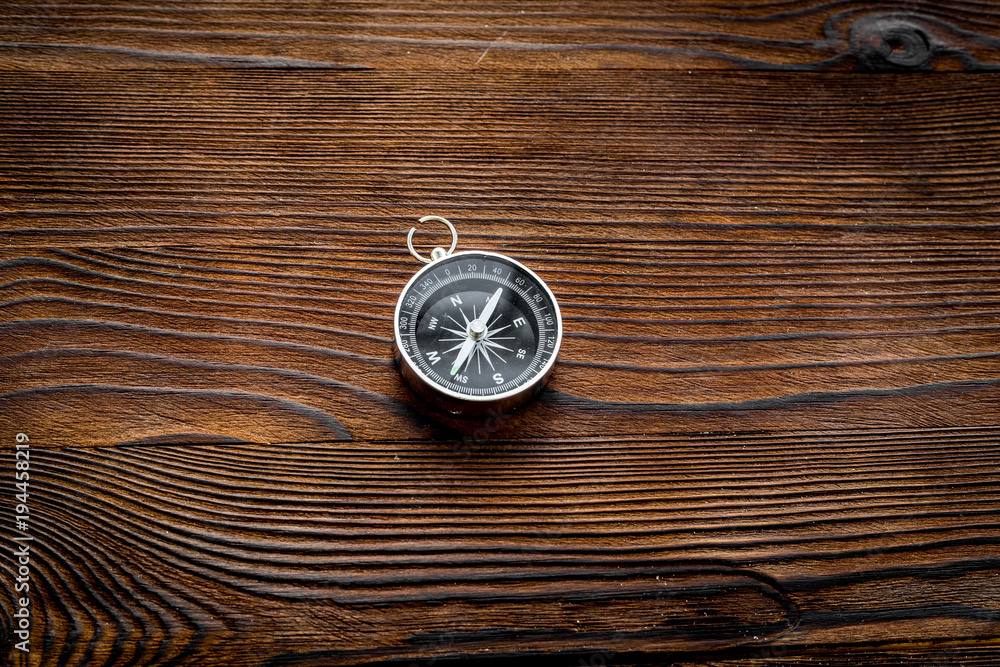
<box><xmin>393</xmin><ymin>216</ymin><xmax>562</xmax><ymax>416</ymax></box>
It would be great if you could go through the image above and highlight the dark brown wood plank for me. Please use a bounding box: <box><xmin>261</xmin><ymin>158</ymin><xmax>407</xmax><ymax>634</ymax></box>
<box><xmin>1</xmin><ymin>0</ymin><xmax>1000</xmax><ymax>71</ymax></box>
<box><xmin>2</xmin><ymin>228</ymin><xmax>999</xmax><ymax>444</ymax></box>
<box><xmin>2</xmin><ymin>71</ymin><xmax>1000</xmax><ymax>249</ymax></box>
<box><xmin>0</xmin><ymin>430</ymin><xmax>997</xmax><ymax>665</ymax></box>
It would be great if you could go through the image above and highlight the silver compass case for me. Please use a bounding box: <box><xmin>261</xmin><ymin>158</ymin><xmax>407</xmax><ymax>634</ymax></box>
<box><xmin>393</xmin><ymin>247</ymin><xmax>562</xmax><ymax>417</ymax></box>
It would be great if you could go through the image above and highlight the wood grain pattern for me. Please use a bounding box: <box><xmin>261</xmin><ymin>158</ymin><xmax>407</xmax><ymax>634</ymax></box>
<box><xmin>2</xmin><ymin>1</ymin><xmax>1000</xmax><ymax>665</ymax></box>
<box><xmin>2</xmin><ymin>430</ymin><xmax>999</xmax><ymax>665</ymax></box>
<box><xmin>1</xmin><ymin>0</ymin><xmax>999</xmax><ymax>71</ymax></box>
<box><xmin>2</xmin><ymin>229</ymin><xmax>999</xmax><ymax>663</ymax></box>
<box><xmin>2</xmin><ymin>71</ymin><xmax>1000</xmax><ymax>248</ymax></box>
<box><xmin>2</xmin><ymin>232</ymin><xmax>999</xmax><ymax>443</ymax></box>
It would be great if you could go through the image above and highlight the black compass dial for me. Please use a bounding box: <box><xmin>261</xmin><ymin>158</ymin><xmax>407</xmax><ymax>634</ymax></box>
<box><xmin>394</xmin><ymin>251</ymin><xmax>561</xmax><ymax>402</ymax></box>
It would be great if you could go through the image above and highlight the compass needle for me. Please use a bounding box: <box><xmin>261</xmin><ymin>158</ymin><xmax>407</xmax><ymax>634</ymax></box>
<box><xmin>450</xmin><ymin>337</ymin><xmax>476</xmax><ymax>375</ymax></box>
<box><xmin>480</xmin><ymin>288</ymin><xmax>503</xmax><ymax>324</ymax></box>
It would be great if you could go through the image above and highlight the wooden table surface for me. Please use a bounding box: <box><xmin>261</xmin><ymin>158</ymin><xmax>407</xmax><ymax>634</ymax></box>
<box><xmin>2</xmin><ymin>2</ymin><xmax>1000</xmax><ymax>665</ymax></box>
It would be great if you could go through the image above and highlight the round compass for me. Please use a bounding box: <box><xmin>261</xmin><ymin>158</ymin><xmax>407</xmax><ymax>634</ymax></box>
<box><xmin>393</xmin><ymin>217</ymin><xmax>562</xmax><ymax>416</ymax></box>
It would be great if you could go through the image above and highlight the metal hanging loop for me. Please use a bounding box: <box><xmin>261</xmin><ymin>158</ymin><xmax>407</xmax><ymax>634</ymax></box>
<box><xmin>407</xmin><ymin>215</ymin><xmax>458</xmax><ymax>264</ymax></box>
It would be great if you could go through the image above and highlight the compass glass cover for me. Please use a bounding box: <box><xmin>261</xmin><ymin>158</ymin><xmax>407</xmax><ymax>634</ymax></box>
<box><xmin>395</xmin><ymin>251</ymin><xmax>560</xmax><ymax>400</ymax></box>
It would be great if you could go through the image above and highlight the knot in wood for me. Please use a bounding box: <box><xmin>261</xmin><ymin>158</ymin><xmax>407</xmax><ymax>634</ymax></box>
<box><xmin>851</xmin><ymin>15</ymin><xmax>933</xmax><ymax>72</ymax></box>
